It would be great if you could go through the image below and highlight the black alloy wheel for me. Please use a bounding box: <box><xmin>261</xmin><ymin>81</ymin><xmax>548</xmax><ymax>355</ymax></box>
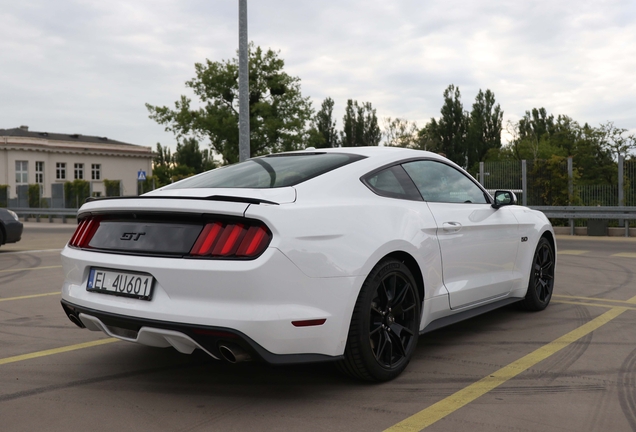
<box><xmin>338</xmin><ymin>258</ymin><xmax>420</xmax><ymax>381</ymax></box>
<box><xmin>520</xmin><ymin>237</ymin><xmax>555</xmax><ymax>311</ymax></box>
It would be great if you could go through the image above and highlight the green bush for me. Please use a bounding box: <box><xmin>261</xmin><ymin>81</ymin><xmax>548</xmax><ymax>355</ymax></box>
<box><xmin>64</xmin><ymin>180</ymin><xmax>90</xmax><ymax>208</ymax></box>
<box><xmin>103</xmin><ymin>179</ymin><xmax>121</xmax><ymax>197</ymax></box>
<box><xmin>28</xmin><ymin>184</ymin><xmax>43</xmax><ymax>208</ymax></box>
<box><xmin>0</xmin><ymin>185</ymin><xmax>7</xmax><ymax>207</ymax></box>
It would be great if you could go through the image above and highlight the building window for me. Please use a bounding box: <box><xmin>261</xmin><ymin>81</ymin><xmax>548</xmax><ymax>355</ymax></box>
<box><xmin>15</xmin><ymin>161</ymin><xmax>28</xmax><ymax>184</ymax></box>
<box><xmin>35</xmin><ymin>161</ymin><xmax>44</xmax><ymax>184</ymax></box>
<box><xmin>91</xmin><ymin>164</ymin><xmax>101</xmax><ymax>180</ymax></box>
<box><xmin>56</xmin><ymin>163</ymin><xmax>66</xmax><ymax>180</ymax></box>
<box><xmin>74</xmin><ymin>163</ymin><xmax>84</xmax><ymax>180</ymax></box>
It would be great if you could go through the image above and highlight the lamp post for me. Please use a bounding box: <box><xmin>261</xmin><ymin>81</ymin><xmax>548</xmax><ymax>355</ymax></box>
<box><xmin>238</xmin><ymin>0</ymin><xmax>250</xmax><ymax>162</ymax></box>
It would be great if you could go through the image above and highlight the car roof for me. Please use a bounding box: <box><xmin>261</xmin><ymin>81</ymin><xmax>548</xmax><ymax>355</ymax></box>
<box><xmin>284</xmin><ymin>146</ymin><xmax>443</xmax><ymax>160</ymax></box>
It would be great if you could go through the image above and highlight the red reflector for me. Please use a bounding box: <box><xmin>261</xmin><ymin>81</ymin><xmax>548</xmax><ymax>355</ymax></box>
<box><xmin>291</xmin><ymin>319</ymin><xmax>327</xmax><ymax>327</ymax></box>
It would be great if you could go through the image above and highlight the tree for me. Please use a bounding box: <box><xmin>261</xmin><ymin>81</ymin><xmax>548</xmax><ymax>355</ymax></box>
<box><xmin>518</xmin><ymin>108</ymin><xmax>555</xmax><ymax>144</ymax></box>
<box><xmin>153</xmin><ymin>143</ymin><xmax>173</xmax><ymax>186</ymax></box>
<box><xmin>598</xmin><ymin>121</ymin><xmax>636</xmax><ymax>161</ymax></box>
<box><xmin>466</xmin><ymin>89</ymin><xmax>503</xmax><ymax>170</ymax></box>
<box><xmin>174</xmin><ymin>138</ymin><xmax>216</xmax><ymax>174</ymax></box>
<box><xmin>146</xmin><ymin>44</ymin><xmax>314</xmax><ymax>165</ymax></box>
<box><xmin>307</xmin><ymin>97</ymin><xmax>339</xmax><ymax>148</ymax></box>
<box><xmin>340</xmin><ymin>100</ymin><xmax>381</xmax><ymax>147</ymax></box>
<box><xmin>383</xmin><ymin>117</ymin><xmax>419</xmax><ymax>148</ymax></box>
<box><xmin>415</xmin><ymin>124</ymin><xmax>438</xmax><ymax>152</ymax></box>
<box><xmin>360</xmin><ymin>102</ymin><xmax>382</xmax><ymax>146</ymax></box>
<box><xmin>487</xmin><ymin>110</ymin><xmax>617</xmax><ymax>192</ymax></box>
<box><xmin>427</xmin><ymin>85</ymin><xmax>468</xmax><ymax>166</ymax></box>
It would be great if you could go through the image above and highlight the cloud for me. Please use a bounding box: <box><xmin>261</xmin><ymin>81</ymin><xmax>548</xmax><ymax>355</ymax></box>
<box><xmin>0</xmin><ymin>0</ymin><xmax>635</xmax><ymax>149</ymax></box>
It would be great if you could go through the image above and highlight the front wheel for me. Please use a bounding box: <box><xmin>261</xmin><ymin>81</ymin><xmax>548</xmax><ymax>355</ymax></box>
<box><xmin>338</xmin><ymin>258</ymin><xmax>420</xmax><ymax>381</ymax></box>
<box><xmin>519</xmin><ymin>237</ymin><xmax>555</xmax><ymax>311</ymax></box>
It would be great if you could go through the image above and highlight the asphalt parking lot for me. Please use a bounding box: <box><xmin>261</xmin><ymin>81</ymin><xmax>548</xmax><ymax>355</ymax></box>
<box><xmin>1</xmin><ymin>224</ymin><xmax>635</xmax><ymax>431</ymax></box>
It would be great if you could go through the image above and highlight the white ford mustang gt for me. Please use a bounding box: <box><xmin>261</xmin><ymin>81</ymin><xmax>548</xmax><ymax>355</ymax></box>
<box><xmin>61</xmin><ymin>147</ymin><xmax>555</xmax><ymax>381</ymax></box>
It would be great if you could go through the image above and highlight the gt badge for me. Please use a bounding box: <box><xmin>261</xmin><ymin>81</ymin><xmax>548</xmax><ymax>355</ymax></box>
<box><xmin>521</xmin><ymin>237</ymin><xmax>528</xmax><ymax>242</ymax></box>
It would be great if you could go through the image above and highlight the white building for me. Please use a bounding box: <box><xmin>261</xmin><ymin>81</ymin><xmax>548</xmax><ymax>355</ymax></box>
<box><xmin>0</xmin><ymin>126</ymin><xmax>153</xmax><ymax>207</ymax></box>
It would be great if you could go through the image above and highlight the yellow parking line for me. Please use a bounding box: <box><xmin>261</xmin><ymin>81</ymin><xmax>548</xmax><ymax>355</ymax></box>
<box><xmin>0</xmin><ymin>338</ymin><xmax>119</xmax><ymax>366</ymax></box>
<box><xmin>0</xmin><ymin>265</ymin><xmax>62</xmax><ymax>274</ymax></box>
<box><xmin>611</xmin><ymin>252</ymin><xmax>636</xmax><ymax>258</ymax></box>
<box><xmin>557</xmin><ymin>250</ymin><xmax>588</xmax><ymax>255</ymax></box>
<box><xmin>553</xmin><ymin>299</ymin><xmax>636</xmax><ymax>311</ymax></box>
<box><xmin>554</xmin><ymin>294</ymin><xmax>636</xmax><ymax>305</ymax></box>
<box><xmin>385</xmin><ymin>307</ymin><xmax>626</xmax><ymax>431</ymax></box>
<box><xmin>0</xmin><ymin>292</ymin><xmax>59</xmax><ymax>302</ymax></box>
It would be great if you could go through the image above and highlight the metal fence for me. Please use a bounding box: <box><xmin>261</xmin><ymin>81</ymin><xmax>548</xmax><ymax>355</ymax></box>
<box><xmin>481</xmin><ymin>156</ymin><xmax>635</xmax><ymax>228</ymax></box>
<box><xmin>0</xmin><ymin>180</ymin><xmax>129</xmax><ymax>209</ymax></box>
<box><xmin>575</xmin><ymin>185</ymin><xmax>618</xmax><ymax>207</ymax></box>
<box><xmin>482</xmin><ymin>157</ymin><xmax>634</xmax><ymax>207</ymax></box>
<box><xmin>626</xmin><ymin>159</ymin><xmax>636</xmax><ymax>206</ymax></box>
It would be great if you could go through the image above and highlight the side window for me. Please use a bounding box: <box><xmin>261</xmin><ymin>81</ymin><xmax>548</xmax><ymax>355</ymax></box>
<box><xmin>363</xmin><ymin>165</ymin><xmax>421</xmax><ymax>201</ymax></box>
<box><xmin>402</xmin><ymin>160</ymin><xmax>488</xmax><ymax>204</ymax></box>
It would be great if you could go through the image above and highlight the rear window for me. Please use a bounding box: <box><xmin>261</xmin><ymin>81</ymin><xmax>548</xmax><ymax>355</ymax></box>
<box><xmin>163</xmin><ymin>152</ymin><xmax>365</xmax><ymax>189</ymax></box>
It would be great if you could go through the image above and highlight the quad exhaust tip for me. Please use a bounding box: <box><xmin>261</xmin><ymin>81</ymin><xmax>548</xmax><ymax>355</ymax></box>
<box><xmin>218</xmin><ymin>343</ymin><xmax>252</xmax><ymax>363</ymax></box>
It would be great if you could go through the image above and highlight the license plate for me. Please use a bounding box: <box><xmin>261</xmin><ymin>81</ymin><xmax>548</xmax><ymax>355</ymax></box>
<box><xmin>87</xmin><ymin>268</ymin><xmax>154</xmax><ymax>300</ymax></box>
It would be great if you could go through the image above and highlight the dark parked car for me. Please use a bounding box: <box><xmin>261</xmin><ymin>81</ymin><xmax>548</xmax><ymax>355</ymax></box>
<box><xmin>0</xmin><ymin>209</ymin><xmax>23</xmax><ymax>247</ymax></box>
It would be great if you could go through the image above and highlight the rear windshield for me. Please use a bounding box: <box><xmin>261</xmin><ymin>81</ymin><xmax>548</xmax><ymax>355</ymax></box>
<box><xmin>163</xmin><ymin>152</ymin><xmax>365</xmax><ymax>189</ymax></box>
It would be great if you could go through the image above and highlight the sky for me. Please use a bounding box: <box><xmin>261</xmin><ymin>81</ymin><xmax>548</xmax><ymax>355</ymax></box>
<box><xmin>1</xmin><ymin>0</ymin><xmax>635</xmax><ymax>151</ymax></box>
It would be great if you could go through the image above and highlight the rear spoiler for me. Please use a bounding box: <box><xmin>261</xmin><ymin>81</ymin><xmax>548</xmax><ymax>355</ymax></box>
<box><xmin>85</xmin><ymin>195</ymin><xmax>279</xmax><ymax>206</ymax></box>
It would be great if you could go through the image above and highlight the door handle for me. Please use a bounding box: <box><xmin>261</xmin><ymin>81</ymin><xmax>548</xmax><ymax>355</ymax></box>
<box><xmin>442</xmin><ymin>222</ymin><xmax>462</xmax><ymax>233</ymax></box>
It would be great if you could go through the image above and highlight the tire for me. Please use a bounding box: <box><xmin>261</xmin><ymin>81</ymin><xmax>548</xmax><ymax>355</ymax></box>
<box><xmin>519</xmin><ymin>237</ymin><xmax>555</xmax><ymax>311</ymax></box>
<box><xmin>338</xmin><ymin>258</ymin><xmax>420</xmax><ymax>382</ymax></box>
<box><xmin>0</xmin><ymin>226</ymin><xmax>4</xmax><ymax>246</ymax></box>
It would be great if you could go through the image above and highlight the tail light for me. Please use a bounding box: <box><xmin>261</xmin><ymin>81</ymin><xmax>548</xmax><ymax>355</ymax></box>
<box><xmin>190</xmin><ymin>221</ymin><xmax>271</xmax><ymax>258</ymax></box>
<box><xmin>68</xmin><ymin>216</ymin><xmax>271</xmax><ymax>259</ymax></box>
<box><xmin>69</xmin><ymin>217</ymin><xmax>101</xmax><ymax>248</ymax></box>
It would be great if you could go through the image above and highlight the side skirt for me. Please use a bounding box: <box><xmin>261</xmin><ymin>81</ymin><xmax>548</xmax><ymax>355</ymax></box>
<box><xmin>420</xmin><ymin>297</ymin><xmax>521</xmax><ymax>335</ymax></box>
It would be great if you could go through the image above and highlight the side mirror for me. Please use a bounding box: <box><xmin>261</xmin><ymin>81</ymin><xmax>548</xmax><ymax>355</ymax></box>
<box><xmin>492</xmin><ymin>190</ymin><xmax>517</xmax><ymax>209</ymax></box>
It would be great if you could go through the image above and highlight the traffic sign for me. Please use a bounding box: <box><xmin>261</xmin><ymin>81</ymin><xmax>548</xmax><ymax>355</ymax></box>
<box><xmin>137</xmin><ymin>170</ymin><xmax>146</xmax><ymax>181</ymax></box>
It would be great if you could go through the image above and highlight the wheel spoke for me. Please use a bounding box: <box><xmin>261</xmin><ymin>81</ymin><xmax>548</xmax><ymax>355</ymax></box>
<box><xmin>370</xmin><ymin>323</ymin><xmax>382</xmax><ymax>336</ymax></box>
<box><xmin>402</xmin><ymin>303</ymin><xmax>415</xmax><ymax>313</ymax></box>
<box><xmin>386</xmin><ymin>329</ymin><xmax>394</xmax><ymax>366</ymax></box>
<box><xmin>381</xmin><ymin>279</ymin><xmax>390</xmax><ymax>304</ymax></box>
<box><xmin>387</xmin><ymin>327</ymin><xmax>407</xmax><ymax>357</ymax></box>
<box><xmin>391</xmin><ymin>282</ymin><xmax>409</xmax><ymax>308</ymax></box>
<box><xmin>388</xmin><ymin>274</ymin><xmax>397</xmax><ymax>303</ymax></box>
<box><xmin>371</xmin><ymin>305</ymin><xmax>383</xmax><ymax>316</ymax></box>
<box><xmin>389</xmin><ymin>321</ymin><xmax>413</xmax><ymax>338</ymax></box>
<box><xmin>374</xmin><ymin>331</ymin><xmax>388</xmax><ymax>361</ymax></box>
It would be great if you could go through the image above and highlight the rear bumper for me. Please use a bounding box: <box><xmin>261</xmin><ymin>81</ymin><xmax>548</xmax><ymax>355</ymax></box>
<box><xmin>3</xmin><ymin>220</ymin><xmax>23</xmax><ymax>244</ymax></box>
<box><xmin>60</xmin><ymin>246</ymin><xmax>361</xmax><ymax>359</ymax></box>
<box><xmin>61</xmin><ymin>300</ymin><xmax>341</xmax><ymax>364</ymax></box>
